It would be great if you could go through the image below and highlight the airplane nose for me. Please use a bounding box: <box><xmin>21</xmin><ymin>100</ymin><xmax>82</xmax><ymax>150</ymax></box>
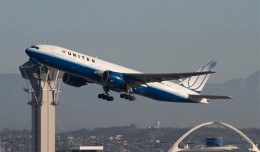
<box><xmin>25</xmin><ymin>45</ymin><xmax>40</xmax><ymax>56</ymax></box>
<box><xmin>25</xmin><ymin>48</ymin><xmax>32</xmax><ymax>57</ymax></box>
<box><xmin>25</xmin><ymin>47</ymin><xmax>38</xmax><ymax>58</ymax></box>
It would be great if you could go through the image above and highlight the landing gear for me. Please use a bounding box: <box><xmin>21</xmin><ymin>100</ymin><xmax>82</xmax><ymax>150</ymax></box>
<box><xmin>98</xmin><ymin>93</ymin><xmax>114</xmax><ymax>101</ymax></box>
<box><xmin>98</xmin><ymin>86</ymin><xmax>114</xmax><ymax>101</ymax></box>
<box><xmin>120</xmin><ymin>93</ymin><xmax>136</xmax><ymax>101</ymax></box>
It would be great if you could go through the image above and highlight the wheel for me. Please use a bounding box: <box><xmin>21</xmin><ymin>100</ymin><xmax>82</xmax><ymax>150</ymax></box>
<box><xmin>132</xmin><ymin>96</ymin><xmax>136</xmax><ymax>101</ymax></box>
<box><xmin>101</xmin><ymin>94</ymin><xmax>106</xmax><ymax>99</ymax></box>
<box><xmin>120</xmin><ymin>94</ymin><xmax>125</xmax><ymax>98</ymax></box>
<box><xmin>106</xmin><ymin>96</ymin><xmax>113</xmax><ymax>101</ymax></box>
<box><xmin>109</xmin><ymin>96</ymin><xmax>114</xmax><ymax>101</ymax></box>
<box><xmin>124</xmin><ymin>95</ymin><xmax>129</xmax><ymax>99</ymax></box>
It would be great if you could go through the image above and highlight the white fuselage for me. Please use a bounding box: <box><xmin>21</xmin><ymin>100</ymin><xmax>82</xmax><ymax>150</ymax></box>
<box><xmin>25</xmin><ymin>45</ymin><xmax>206</xmax><ymax>103</ymax></box>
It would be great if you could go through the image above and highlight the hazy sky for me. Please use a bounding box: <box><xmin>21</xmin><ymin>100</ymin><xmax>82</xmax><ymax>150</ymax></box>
<box><xmin>0</xmin><ymin>1</ymin><xmax>259</xmax><ymax>131</ymax></box>
<box><xmin>0</xmin><ymin>0</ymin><xmax>259</xmax><ymax>83</ymax></box>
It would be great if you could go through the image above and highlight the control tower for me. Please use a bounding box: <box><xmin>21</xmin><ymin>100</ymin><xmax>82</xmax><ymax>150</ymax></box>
<box><xmin>19</xmin><ymin>61</ymin><xmax>63</xmax><ymax>152</ymax></box>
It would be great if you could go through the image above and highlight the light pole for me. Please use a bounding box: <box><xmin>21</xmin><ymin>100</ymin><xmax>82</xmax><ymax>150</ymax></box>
<box><xmin>3</xmin><ymin>139</ymin><xmax>6</xmax><ymax>152</ymax></box>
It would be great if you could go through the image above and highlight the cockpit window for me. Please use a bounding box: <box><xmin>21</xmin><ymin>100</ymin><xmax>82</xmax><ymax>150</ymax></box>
<box><xmin>31</xmin><ymin>45</ymin><xmax>39</xmax><ymax>49</ymax></box>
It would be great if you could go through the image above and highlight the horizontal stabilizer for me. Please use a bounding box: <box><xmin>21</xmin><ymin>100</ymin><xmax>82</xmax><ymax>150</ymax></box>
<box><xmin>189</xmin><ymin>94</ymin><xmax>234</xmax><ymax>100</ymax></box>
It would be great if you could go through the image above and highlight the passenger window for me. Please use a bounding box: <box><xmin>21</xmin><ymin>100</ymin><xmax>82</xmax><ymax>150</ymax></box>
<box><xmin>92</xmin><ymin>59</ymin><xmax>95</xmax><ymax>63</ymax></box>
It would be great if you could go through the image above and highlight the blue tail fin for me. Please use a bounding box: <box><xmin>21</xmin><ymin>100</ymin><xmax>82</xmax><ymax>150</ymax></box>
<box><xmin>180</xmin><ymin>60</ymin><xmax>216</xmax><ymax>93</ymax></box>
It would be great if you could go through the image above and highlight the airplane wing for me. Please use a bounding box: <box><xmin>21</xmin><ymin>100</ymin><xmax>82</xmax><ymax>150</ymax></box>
<box><xmin>124</xmin><ymin>71</ymin><xmax>215</xmax><ymax>84</ymax></box>
<box><xmin>189</xmin><ymin>94</ymin><xmax>234</xmax><ymax>100</ymax></box>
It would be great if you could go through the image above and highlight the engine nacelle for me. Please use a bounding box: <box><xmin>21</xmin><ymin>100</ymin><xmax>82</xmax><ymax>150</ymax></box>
<box><xmin>102</xmin><ymin>71</ymin><xmax>126</xmax><ymax>87</ymax></box>
<box><xmin>62</xmin><ymin>73</ymin><xmax>87</xmax><ymax>87</ymax></box>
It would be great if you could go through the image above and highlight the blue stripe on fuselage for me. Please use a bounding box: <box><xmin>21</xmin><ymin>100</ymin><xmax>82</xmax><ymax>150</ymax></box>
<box><xmin>133</xmin><ymin>86</ymin><xmax>197</xmax><ymax>103</ymax></box>
<box><xmin>28</xmin><ymin>49</ymin><xmax>197</xmax><ymax>103</ymax></box>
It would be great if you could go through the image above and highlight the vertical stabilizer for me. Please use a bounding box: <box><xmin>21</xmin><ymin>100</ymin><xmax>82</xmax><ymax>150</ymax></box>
<box><xmin>180</xmin><ymin>60</ymin><xmax>216</xmax><ymax>93</ymax></box>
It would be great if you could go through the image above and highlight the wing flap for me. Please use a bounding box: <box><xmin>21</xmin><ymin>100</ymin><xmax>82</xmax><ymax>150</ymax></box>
<box><xmin>189</xmin><ymin>94</ymin><xmax>234</xmax><ymax>100</ymax></box>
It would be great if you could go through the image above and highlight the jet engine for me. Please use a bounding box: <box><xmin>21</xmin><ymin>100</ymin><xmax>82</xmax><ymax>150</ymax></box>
<box><xmin>62</xmin><ymin>73</ymin><xmax>87</xmax><ymax>87</ymax></box>
<box><xmin>102</xmin><ymin>71</ymin><xmax>126</xmax><ymax>87</ymax></box>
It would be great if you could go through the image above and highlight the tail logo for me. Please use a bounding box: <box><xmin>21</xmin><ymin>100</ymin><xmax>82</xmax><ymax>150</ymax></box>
<box><xmin>181</xmin><ymin>61</ymin><xmax>216</xmax><ymax>92</ymax></box>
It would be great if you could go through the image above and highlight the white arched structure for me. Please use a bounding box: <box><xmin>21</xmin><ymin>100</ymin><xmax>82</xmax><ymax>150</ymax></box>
<box><xmin>168</xmin><ymin>122</ymin><xmax>260</xmax><ymax>152</ymax></box>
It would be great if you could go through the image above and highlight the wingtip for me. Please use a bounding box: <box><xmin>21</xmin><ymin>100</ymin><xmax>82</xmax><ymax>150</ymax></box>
<box><xmin>228</xmin><ymin>96</ymin><xmax>234</xmax><ymax>99</ymax></box>
<box><xmin>209</xmin><ymin>71</ymin><xmax>217</xmax><ymax>74</ymax></box>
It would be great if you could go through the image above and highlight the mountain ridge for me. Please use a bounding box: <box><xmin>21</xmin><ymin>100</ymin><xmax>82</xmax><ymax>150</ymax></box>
<box><xmin>0</xmin><ymin>71</ymin><xmax>259</xmax><ymax>131</ymax></box>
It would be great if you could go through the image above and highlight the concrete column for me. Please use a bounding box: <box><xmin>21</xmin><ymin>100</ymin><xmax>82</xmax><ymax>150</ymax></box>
<box><xmin>20</xmin><ymin>61</ymin><xmax>63</xmax><ymax>152</ymax></box>
<box><xmin>29</xmin><ymin>79</ymin><xmax>56</xmax><ymax>152</ymax></box>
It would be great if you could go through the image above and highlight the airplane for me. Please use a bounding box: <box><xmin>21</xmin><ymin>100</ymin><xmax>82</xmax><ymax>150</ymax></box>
<box><xmin>25</xmin><ymin>45</ymin><xmax>233</xmax><ymax>103</ymax></box>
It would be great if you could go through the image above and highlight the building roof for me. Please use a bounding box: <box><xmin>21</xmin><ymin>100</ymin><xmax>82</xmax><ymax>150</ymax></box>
<box><xmin>68</xmin><ymin>146</ymin><xmax>103</xmax><ymax>150</ymax></box>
